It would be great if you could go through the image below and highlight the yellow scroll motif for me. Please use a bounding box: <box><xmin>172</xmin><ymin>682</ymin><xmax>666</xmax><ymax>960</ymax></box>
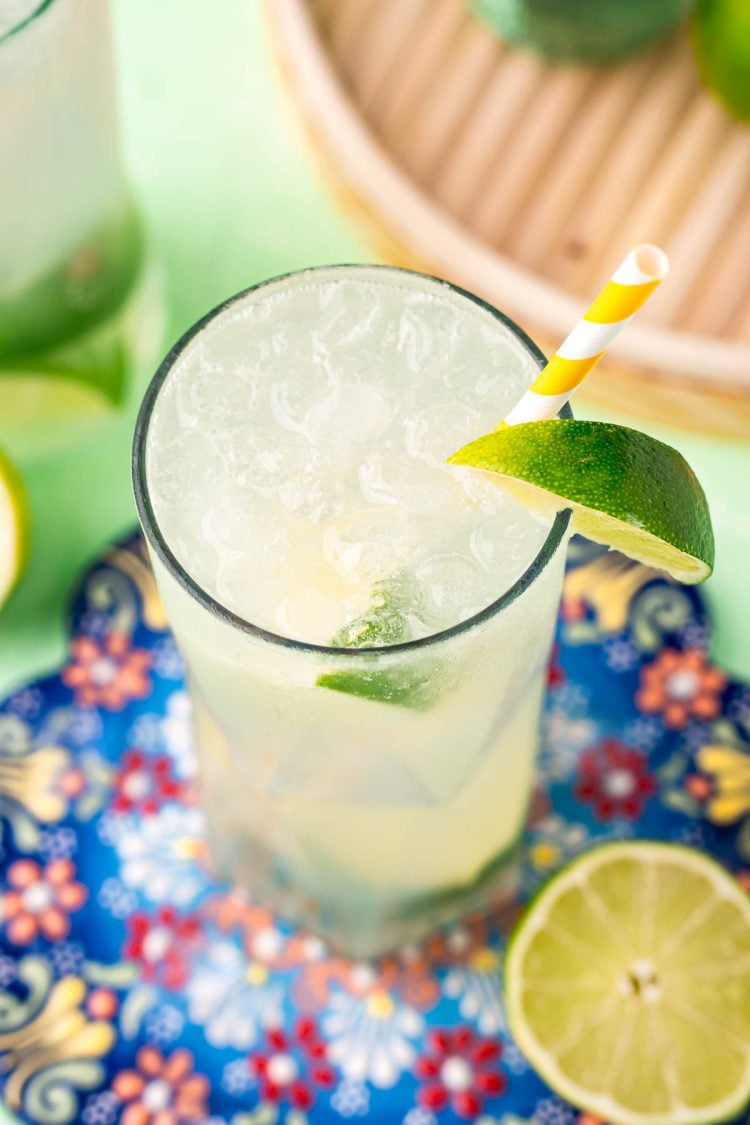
<box><xmin>0</xmin><ymin>746</ymin><xmax>69</xmax><ymax>824</ymax></box>
<box><xmin>563</xmin><ymin>552</ymin><xmax>659</xmax><ymax>635</ymax></box>
<box><xmin>0</xmin><ymin>978</ymin><xmax>114</xmax><ymax>1111</ymax></box>
<box><xmin>106</xmin><ymin>541</ymin><xmax>168</xmax><ymax>631</ymax></box>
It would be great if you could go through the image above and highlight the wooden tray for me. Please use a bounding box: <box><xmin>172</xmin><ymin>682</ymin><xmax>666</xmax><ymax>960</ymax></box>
<box><xmin>266</xmin><ymin>0</ymin><xmax>750</xmax><ymax>438</ymax></box>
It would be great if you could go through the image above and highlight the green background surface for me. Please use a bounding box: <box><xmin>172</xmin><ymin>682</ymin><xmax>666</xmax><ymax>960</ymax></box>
<box><xmin>0</xmin><ymin>3</ymin><xmax>748</xmax><ymax>1116</ymax></box>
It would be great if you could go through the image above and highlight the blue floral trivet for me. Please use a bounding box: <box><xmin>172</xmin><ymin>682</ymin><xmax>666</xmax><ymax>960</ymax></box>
<box><xmin>1</xmin><ymin>534</ymin><xmax>748</xmax><ymax>1125</ymax></box>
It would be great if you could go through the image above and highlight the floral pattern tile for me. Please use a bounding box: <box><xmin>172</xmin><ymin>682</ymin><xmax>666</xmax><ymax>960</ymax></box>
<box><xmin>0</xmin><ymin>533</ymin><xmax>748</xmax><ymax>1125</ymax></box>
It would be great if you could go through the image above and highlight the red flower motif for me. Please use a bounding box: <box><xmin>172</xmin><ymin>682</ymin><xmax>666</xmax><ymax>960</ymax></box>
<box><xmin>415</xmin><ymin>1026</ymin><xmax>506</xmax><ymax>1119</ymax></box>
<box><xmin>112</xmin><ymin>750</ymin><xmax>182</xmax><ymax>815</ymax></box>
<box><xmin>561</xmin><ymin>595</ymin><xmax>588</xmax><ymax>622</ymax></box>
<box><xmin>62</xmin><ymin>632</ymin><xmax>151</xmax><ymax>710</ymax></box>
<box><xmin>575</xmin><ymin>738</ymin><xmax>656</xmax><ymax>820</ymax></box>
<box><xmin>547</xmin><ymin>643</ymin><xmax>565</xmax><ymax>688</ymax></box>
<box><xmin>249</xmin><ymin>1019</ymin><xmax>336</xmax><ymax>1110</ymax></box>
<box><xmin>1</xmin><ymin>858</ymin><xmax>87</xmax><ymax>945</ymax></box>
<box><xmin>123</xmin><ymin>907</ymin><xmax>202</xmax><ymax>989</ymax></box>
<box><xmin>112</xmin><ymin>1046</ymin><xmax>209</xmax><ymax>1124</ymax></box>
<box><xmin>636</xmin><ymin>648</ymin><xmax>726</xmax><ymax>730</ymax></box>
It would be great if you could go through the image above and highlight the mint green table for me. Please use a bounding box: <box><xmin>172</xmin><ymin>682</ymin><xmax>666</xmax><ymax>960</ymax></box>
<box><xmin>1</xmin><ymin>4</ymin><xmax>749</xmax><ymax>1122</ymax></box>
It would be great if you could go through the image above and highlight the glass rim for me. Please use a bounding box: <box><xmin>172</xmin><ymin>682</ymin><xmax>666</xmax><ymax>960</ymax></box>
<box><xmin>0</xmin><ymin>0</ymin><xmax>55</xmax><ymax>45</ymax></box>
<box><xmin>132</xmin><ymin>263</ymin><xmax>572</xmax><ymax>657</ymax></box>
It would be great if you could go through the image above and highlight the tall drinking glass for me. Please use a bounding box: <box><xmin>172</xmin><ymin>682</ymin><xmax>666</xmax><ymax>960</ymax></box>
<box><xmin>133</xmin><ymin>265</ymin><xmax>570</xmax><ymax>956</ymax></box>
<box><xmin>0</xmin><ymin>0</ymin><xmax>162</xmax><ymax>460</ymax></box>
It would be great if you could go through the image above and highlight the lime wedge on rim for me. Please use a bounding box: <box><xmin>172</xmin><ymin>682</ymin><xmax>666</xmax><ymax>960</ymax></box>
<box><xmin>0</xmin><ymin>448</ymin><xmax>29</xmax><ymax>609</ymax></box>
<box><xmin>448</xmin><ymin>420</ymin><xmax>714</xmax><ymax>584</ymax></box>
<box><xmin>505</xmin><ymin>841</ymin><xmax>750</xmax><ymax>1125</ymax></box>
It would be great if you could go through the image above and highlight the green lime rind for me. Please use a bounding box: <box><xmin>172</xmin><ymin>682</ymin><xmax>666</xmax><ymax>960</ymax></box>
<box><xmin>692</xmin><ymin>0</ymin><xmax>750</xmax><ymax>121</ymax></box>
<box><xmin>316</xmin><ymin>664</ymin><xmax>438</xmax><ymax>709</ymax></box>
<box><xmin>449</xmin><ymin>420</ymin><xmax>714</xmax><ymax>584</ymax></box>
<box><xmin>505</xmin><ymin>840</ymin><xmax>750</xmax><ymax>1125</ymax></box>
<box><xmin>0</xmin><ymin>448</ymin><xmax>29</xmax><ymax>607</ymax></box>
<box><xmin>319</xmin><ymin>577</ymin><xmax>442</xmax><ymax>708</ymax></box>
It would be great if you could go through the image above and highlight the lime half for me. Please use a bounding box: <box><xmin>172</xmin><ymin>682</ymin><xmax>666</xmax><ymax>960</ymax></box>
<box><xmin>448</xmin><ymin>420</ymin><xmax>714</xmax><ymax>584</ymax></box>
<box><xmin>0</xmin><ymin>449</ymin><xmax>29</xmax><ymax>608</ymax></box>
<box><xmin>505</xmin><ymin>841</ymin><xmax>750</xmax><ymax>1125</ymax></box>
<box><xmin>693</xmin><ymin>0</ymin><xmax>750</xmax><ymax>121</ymax></box>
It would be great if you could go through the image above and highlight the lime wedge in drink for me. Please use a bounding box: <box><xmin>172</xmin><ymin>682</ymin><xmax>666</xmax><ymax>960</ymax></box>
<box><xmin>693</xmin><ymin>0</ymin><xmax>750</xmax><ymax>120</ymax></box>
<box><xmin>449</xmin><ymin>420</ymin><xmax>714</xmax><ymax>584</ymax></box>
<box><xmin>0</xmin><ymin>449</ymin><xmax>29</xmax><ymax>609</ymax></box>
<box><xmin>505</xmin><ymin>841</ymin><xmax>750</xmax><ymax>1125</ymax></box>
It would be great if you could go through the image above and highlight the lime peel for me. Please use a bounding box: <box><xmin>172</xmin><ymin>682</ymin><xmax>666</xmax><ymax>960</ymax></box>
<box><xmin>0</xmin><ymin>448</ymin><xmax>29</xmax><ymax>607</ymax></box>
<box><xmin>448</xmin><ymin>420</ymin><xmax>714</xmax><ymax>584</ymax></box>
<box><xmin>505</xmin><ymin>841</ymin><xmax>750</xmax><ymax>1125</ymax></box>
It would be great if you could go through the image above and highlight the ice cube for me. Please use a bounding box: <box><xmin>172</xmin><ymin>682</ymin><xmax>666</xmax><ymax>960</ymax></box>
<box><xmin>274</xmin><ymin>585</ymin><xmax>344</xmax><ymax>644</ymax></box>
<box><xmin>403</xmin><ymin>402</ymin><xmax>481</xmax><ymax>465</ymax></box>
<box><xmin>305</xmin><ymin>383</ymin><xmax>394</xmax><ymax>450</ymax></box>
<box><xmin>173</xmin><ymin>351</ymin><xmax>257</xmax><ymax>430</ymax></box>
<box><xmin>323</xmin><ymin>506</ymin><xmax>410</xmax><ymax>585</ymax></box>
<box><xmin>359</xmin><ymin>451</ymin><xmax>460</xmax><ymax>515</ymax></box>
<box><xmin>416</xmin><ymin>553</ymin><xmax>485</xmax><ymax>622</ymax></box>
<box><xmin>221</xmin><ymin>427</ymin><xmax>311</xmax><ymax>493</ymax></box>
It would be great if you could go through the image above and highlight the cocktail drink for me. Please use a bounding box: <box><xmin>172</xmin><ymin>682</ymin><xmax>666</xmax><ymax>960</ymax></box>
<box><xmin>0</xmin><ymin>0</ymin><xmax>161</xmax><ymax>459</ymax></box>
<box><xmin>133</xmin><ymin>266</ymin><xmax>570</xmax><ymax>956</ymax></box>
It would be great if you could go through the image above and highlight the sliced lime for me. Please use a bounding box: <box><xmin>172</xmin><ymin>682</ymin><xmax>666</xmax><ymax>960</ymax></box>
<box><xmin>505</xmin><ymin>841</ymin><xmax>750</xmax><ymax>1125</ymax></box>
<box><xmin>449</xmin><ymin>420</ymin><xmax>714</xmax><ymax>584</ymax></box>
<box><xmin>693</xmin><ymin>0</ymin><xmax>750</xmax><ymax>121</ymax></box>
<box><xmin>0</xmin><ymin>449</ymin><xmax>29</xmax><ymax>608</ymax></box>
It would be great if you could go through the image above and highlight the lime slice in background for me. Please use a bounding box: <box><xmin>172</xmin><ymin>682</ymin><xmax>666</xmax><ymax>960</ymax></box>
<box><xmin>693</xmin><ymin>0</ymin><xmax>750</xmax><ymax>120</ymax></box>
<box><xmin>449</xmin><ymin>420</ymin><xmax>714</xmax><ymax>584</ymax></box>
<box><xmin>0</xmin><ymin>448</ymin><xmax>29</xmax><ymax>609</ymax></box>
<box><xmin>505</xmin><ymin>841</ymin><xmax>750</xmax><ymax>1125</ymax></box>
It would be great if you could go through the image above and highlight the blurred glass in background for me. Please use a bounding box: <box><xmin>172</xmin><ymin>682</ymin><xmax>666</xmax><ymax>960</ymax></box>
<box><xmin>0</xmin><ymin>0</ymin><xmax>163</xmax><ymax>462</ymax></box>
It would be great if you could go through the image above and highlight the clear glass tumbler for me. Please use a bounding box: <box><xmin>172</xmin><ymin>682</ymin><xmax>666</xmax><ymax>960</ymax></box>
<box><xmin>133</xmin><ymin>266</ymin><xmax>570</xmax><ymax>957</ymax></box>
<box><xmin>0</xmin><ymin>0</ymin><xmax>162</xmax><ymax>460</ymax></box>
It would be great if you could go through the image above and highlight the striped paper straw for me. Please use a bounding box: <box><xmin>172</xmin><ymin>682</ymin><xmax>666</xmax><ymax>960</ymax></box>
<box><xmin>504</xmin><ymin>244</ymin><xmax>669</xmax><ymax>426</ymax></box>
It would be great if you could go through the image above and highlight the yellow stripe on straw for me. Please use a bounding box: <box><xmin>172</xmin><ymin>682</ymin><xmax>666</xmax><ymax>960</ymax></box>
<box><xmin>504</xmin><ymin>244</ymin><xmax>669</xmax><ymax>426</ymax></box>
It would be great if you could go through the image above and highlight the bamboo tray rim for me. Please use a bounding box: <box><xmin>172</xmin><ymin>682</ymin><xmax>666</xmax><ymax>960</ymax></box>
<box><xmin>269</xmin><ymin>0</ymin><xmax>750</xmax><ymax>393</ymax></box>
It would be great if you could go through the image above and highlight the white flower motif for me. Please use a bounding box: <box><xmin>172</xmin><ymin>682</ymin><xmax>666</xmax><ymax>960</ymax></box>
<box><xmin>97</xmin><ymin>810</ymin><xmax>126</xmax><ymax>846</ymax></box>
<box><xmin>403</xmin><ymin>1108</ymin><xmax>436</xmax><ymax>1125</ymax></box>
<box><xmin>128</xmin><ymin>712</ymin><xmax>164</xmax><ymax>752</ymax></box>
<box><xmin>331</xmin><ymin>1079</ymin><xmax>370</xmax><ymax>1117</ymax></box>
<box><xmin>187</xmin><ymin>938</ymin><xmax>284</xmax><ymax>1049</ymax></box>
<box><xmin>144</xmin><ymin>1002</ymin><xmax>185</xmax><ymax>1045</ymax></box>
<box><xmin>97</xmin><ymin>876</ymin><xmax>136</xmax><ymax>919</ymax></box>
<box><xmin>162</xmin><ymin>691</ymin><xmax>197</xmax><ymax>778</ymax></box>
<box><xmin>538</xmin><ymin>710</ymin><xmax>596</xmax><ymax>781</ymax></box>
<box><xmin>678</xmin><ymin>619</ymin><xmax>709</xmax><ymax>650</ymax></box>
<box><xmin>501</xmin><ymin>1043</ymin><xmax>530</xmax><ymax>1076</ymax></box>
<box><xmin>323</xmin><ymin>989</ymin><xmax>423</xmax><ymax>1088</ymax></box>
<box><xmin>222</xmin><ymin>1056</ymin><xmax>256</xmax><ymax>1095</ymax></box>
<box><xmin>116</xmin><ymin>805</ymin><xmax>205</xmax><ymax>906</ymax></box>
<box><xmin>66</xmin><ymin>708</ymin><xmax>103</xmax><ymax>746</ymax></box>
<box><xmin>40</xmin><ymin>826</ymin><xmax>78</xmax><ymax>860</ymax></box>
<box><xmin>6</xmin><ymin>687</ymin><xmax>42</xmax><ymax>719</ymax></box>
<box><xmin>536</xmin><ymin>1097</ymin><xmax>577</xmax><ymax>1125</ymax></box>
<box><xmin>152</xmin><ymin>637</ymin><xmax>185</xmax><ymax>680</ymax></box>
<box><xmin>622</xmin><ymin>716</ymin><xmax>664</xmax><ymax>750</ymax></box>
<box><xmin>81</xmin><ymin>1090</ymin><xmax>119</xmax><ymax>1125</ymax></box>
<box><xmin>0</xmin><ymin>954</ymin><xmax>17</xmax><ymax>987</ymax></box>
<box><xmin>50</xmin><ymin>941</ymin><xmax>85</xmax><ymax>978</ymax></box>
<box><xmin>603</xmin><ymin>637</ymin><xmax>640</xmax><ymax>672</ymax></box>
<box><xmin>443</xmin><ymin>946</ymin><xmax>505</xmax><ymax>1035</ymax></box>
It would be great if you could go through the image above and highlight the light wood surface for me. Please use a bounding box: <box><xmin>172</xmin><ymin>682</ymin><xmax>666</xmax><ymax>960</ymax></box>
<box><xmin>267</xmin><ymin>0</ymin><xmax>750</xmax><ymax>436</ymax></box>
